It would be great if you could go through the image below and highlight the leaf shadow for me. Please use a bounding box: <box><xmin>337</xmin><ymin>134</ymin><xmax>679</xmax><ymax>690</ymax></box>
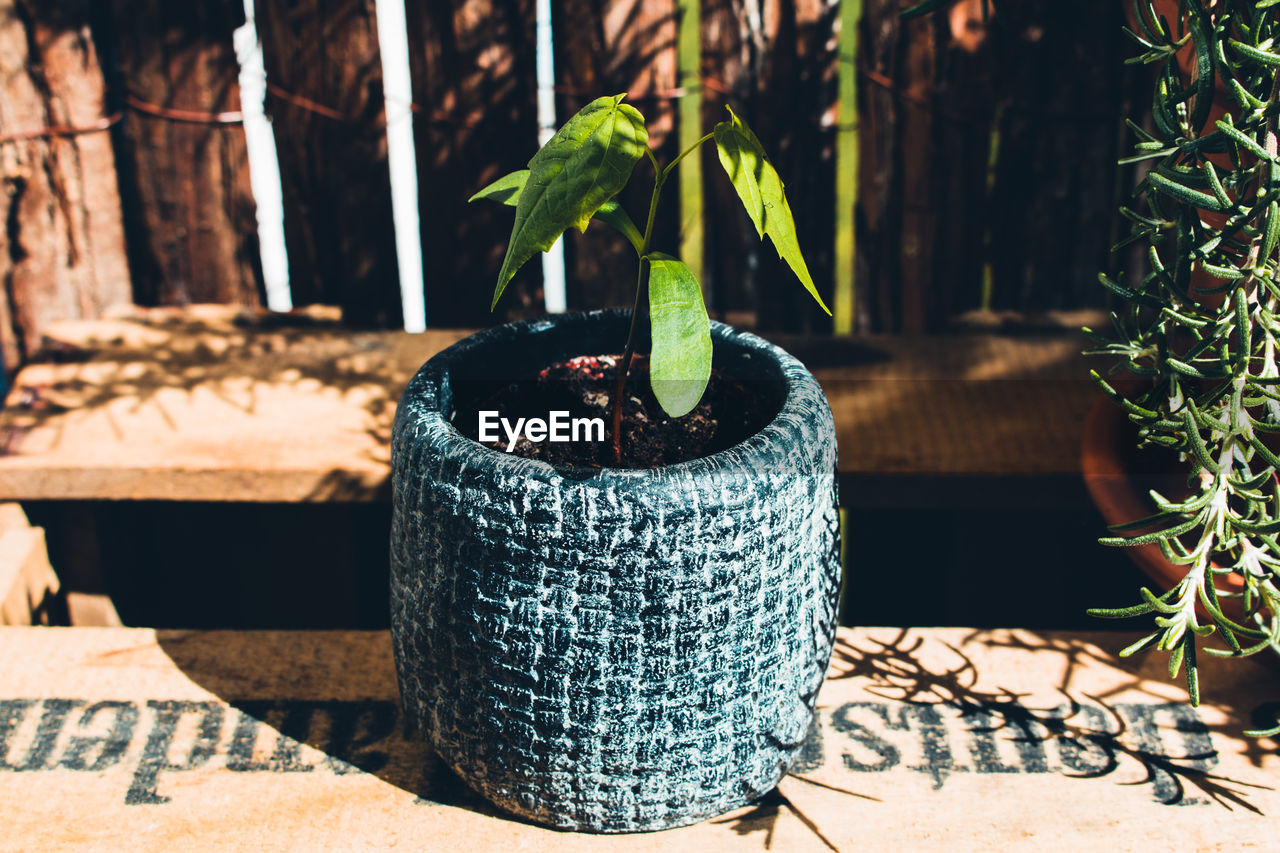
<box><xmin>826</xmin><ymin>629</ymin><xmax>1272</xmax><ymax>814</ymax></box>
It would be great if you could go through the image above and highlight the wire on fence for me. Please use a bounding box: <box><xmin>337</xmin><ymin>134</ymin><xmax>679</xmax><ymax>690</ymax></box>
<box><xmin>0</xmin><ymin>113</ymin><xmax>123</xmax><ymax>145</ymax></box>
<box><xmin>124</xmin><ymin>94</ymin><xmax>244</xmax><ymax>124</ymax></box>
<box><xmin>0</xmin><ymin>66</ymin><xmax>1111</xmax><ymax>147</ymax></box>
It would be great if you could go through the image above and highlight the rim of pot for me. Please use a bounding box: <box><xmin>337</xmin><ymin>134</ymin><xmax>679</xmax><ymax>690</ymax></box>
<box><xmin>404</xmin><ymin>308</ymin><xmax>822</xmax><ymax>481</ymax></box>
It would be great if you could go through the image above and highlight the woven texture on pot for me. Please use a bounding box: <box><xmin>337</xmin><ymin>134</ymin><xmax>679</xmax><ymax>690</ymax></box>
<box><xmin>390</xmin><ymin>311</ymin><xmax>840</xmax><ymax>833</ymax></box>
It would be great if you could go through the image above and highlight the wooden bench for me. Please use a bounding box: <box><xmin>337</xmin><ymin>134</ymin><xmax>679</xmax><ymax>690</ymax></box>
<box><xmin>0</xmin><ymin>306</ymin><xmax>1134</xmax><ymax>629</ymax></box>
<box><xmin>0</xmin><ymin>305</ymin><xmax>1098</xmax><ymax>506</ymax></box>
<box><xmin>1</xmin><ymin>624</ymin><xmax>1274</xmax><ymax>848</ymax></box>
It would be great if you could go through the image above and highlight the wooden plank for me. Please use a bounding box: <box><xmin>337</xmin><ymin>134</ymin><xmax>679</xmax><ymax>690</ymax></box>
<box><xmin>855</xmin><ymin>1</ymin><xmax>1133</xmax><ymax>333</ymax></box>
<box><xmin>405</xmin><ymin>0</ymin><xmax>539</xmax><ymax>327</ymax></box>
<box><xmin>986</xmin><ymin>0</ymin><xmax>1132</xmax><ymax>313</ymax></box>
<box><xmin>801</xmin><ymin>334</ymin><xmax>1097</xmax><ymax>476</ymax></box>
<box><xmin>677</xmin><ymin>0</ymin><xmax>704</xmax><ymax>287</ymax></box>
<box><xmin>0</xmin><ymin>0</ymin><xmax>133</xmax><ymax>366</ymax></box>
<box><xmin>0</xmin><ymin>306</ymin><xmax>1096</xmax><ymax>502</ymax></box>
<box><xmin>104</xmin><ymin>0</ymin><xmax>259</xmax><ymax>308</ymax></box>
<box><xmin>0</xmin><ymin>306</ymin><xmax>468</xmax><ymax>502</ymax></box>
<box><xmin>0</xmin><ymin>503</ymin><xmax>59</xmax><ymax>625</ymax></box>
<box><xmin>255</xmin><ymin>0</ymin><xmax>402</xmax><ymax>327</ymax></box>
<box><xmin>699</xmin><ymin>0</ymin><xmax>838</xmax><ymax>333</ymax></box>
<box><xmin>24</xmin><ymin>502</ymin><xmax>122</xmax><ymax>626</ymax></box>
<box><xmin>0</xmin><ymin>625</ymin><xmax>1276</xmax><ymax>848</ymax></box>
<box><xmin>832</xmin><ymin>0</ymin><xmax>861</xmax><ymax>335</ymax></box>
<box><xmin>552</xmin><ymin>0</ymin><xmax>680</xmax><ymax>316</ymax></box>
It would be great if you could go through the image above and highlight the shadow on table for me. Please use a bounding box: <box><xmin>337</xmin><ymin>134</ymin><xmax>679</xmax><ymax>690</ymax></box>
<box><xmin>152</xmin><ymin>630</ymin><xmax>513</xmax><ymax>823</ymax></box>
<box><xmin>3</xmin><ymin>308</ymin><xmax>410</xmax><ymax>462</ymax></box>
<box><xmin>153</xmin><ymin>625</ymin><xmax>1275</xmax><ymax>843</ymax></box>
<box><xmin>150</xmin><ymin>629</ymin><xmax>861</xmax><ymax>845</ymax></box>
<box><xmin>820</xmin><ymin>628</ymin><xmax>1273</xmax><ymax>814</ymax></box>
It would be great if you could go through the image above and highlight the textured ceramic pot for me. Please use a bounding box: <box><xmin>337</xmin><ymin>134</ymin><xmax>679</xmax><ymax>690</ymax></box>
<box><xmin>390</xmin><ymin>310</ymin><xmax>840</xmax><ymax>832</ymax></box>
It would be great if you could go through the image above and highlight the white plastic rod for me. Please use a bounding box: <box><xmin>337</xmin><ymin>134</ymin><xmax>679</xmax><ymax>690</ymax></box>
<box><xmin>536</xmin><ymin>0</ymin><xmax>567</xmax><ymax>313</ymax></box>
<box><xmin>375</xmin><ymin>0</ymin><xmax>427</xmax><ymax>332</ymax></box>
<box><xmin>233</xmin><ymin>0</ymin><xmax>292</xmax><ymax>312</ymax></box>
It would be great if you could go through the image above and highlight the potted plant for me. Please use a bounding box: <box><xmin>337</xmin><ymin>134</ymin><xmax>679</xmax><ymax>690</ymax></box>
<box><xmin>389</xmin><ymin>95</ymin><xmax>841</xmax><ymax>831</ymax></box>
<box><xmin>1083</xmin><ymin>0</ymin><xmax>1280</xmax><ymax>735</ymax></box>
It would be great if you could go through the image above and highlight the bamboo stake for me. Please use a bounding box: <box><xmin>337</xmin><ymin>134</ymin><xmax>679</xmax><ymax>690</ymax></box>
<box><xmin>833</xmin><ymin>0</ymin><xmax>861</xmax><ymax>335</ymax></box>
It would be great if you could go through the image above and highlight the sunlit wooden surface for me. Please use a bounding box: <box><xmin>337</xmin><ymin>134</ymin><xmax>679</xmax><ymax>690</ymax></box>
<box><xmin>0</xmin><ymin>306</ymin><xmax>1097</xmax><ymax>504</ymax></box>
<box><xmin>0</xmin><ymin>624</ymin><xmax>1274</xmax><ymax>850</ymax></box>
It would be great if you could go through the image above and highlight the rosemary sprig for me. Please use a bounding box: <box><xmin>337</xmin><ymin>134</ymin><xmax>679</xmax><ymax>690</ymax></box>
<box><xmin>1088</xmin><ymin>0</ymin><xmax>1280</xmax><ymax>713</ymax></box>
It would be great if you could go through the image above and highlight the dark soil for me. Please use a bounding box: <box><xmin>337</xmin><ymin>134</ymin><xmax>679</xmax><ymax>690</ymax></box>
<box><xmin>451</xmin><ymin>354</ymin><xmax>770</xmax><ymax>469</ymax></box>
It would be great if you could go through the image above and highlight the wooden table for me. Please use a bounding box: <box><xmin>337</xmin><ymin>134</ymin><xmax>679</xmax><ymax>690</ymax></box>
<box><xmin>0</xmin><ymin>305</ymin><xmax>1099</xmax><ymax>506</ymax></box>
<box><xmin>0</xmin><ymin>306</ymin><xmax>1130</xmax><ymax>630</ymax></box>
<box><xmin>1</xmin><ymin>625</ymin><xmax>1275</xmax><ymax>850</ymax></box>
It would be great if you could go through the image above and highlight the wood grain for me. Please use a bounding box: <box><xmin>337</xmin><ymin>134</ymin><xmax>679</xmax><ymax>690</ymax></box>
<box><xmin>406</xmin><ymin>0</ymin><xmax>540</xmax><ymax>327</ymax></box>
<box><xmin>105</xmin><ymin>0</ymin><xmax>259</xmax><ymax>308</ymax></box>
<box><xmin>256</xmin><ymin>0</ymin><xmax>401</xmax><ymax>327</ymax></box>
<box><xmin>0</xmin><ymin>503</ymin><xmax>59</xmax><ymax>625</ymax></box>
<box><xmin>0</xmin><ymin>626</ymin><xmax>1276</xmax><ymax>849</ymax></box>
<box><xmin>0</xmin><ymin>0</ymin><xmax>132</xmax><ymax>365</ymax></box>
<box><xmin>0</xmin><ymin>306</ymin><xmax>1096</xmax><ymax>502</ymax></box>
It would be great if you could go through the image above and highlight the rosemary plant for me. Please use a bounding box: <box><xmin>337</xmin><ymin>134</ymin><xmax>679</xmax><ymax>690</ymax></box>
<box><xmin>1086</xmin><ymin>0</ymin><xmax>1280</xmax><ymax>734</ymax></box>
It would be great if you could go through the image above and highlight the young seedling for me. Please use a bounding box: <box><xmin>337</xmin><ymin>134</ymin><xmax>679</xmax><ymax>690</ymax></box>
<box><xmin>470</xmin><ymin>94</ymin><xmax>830</xmax><ymax>463</ymax></box>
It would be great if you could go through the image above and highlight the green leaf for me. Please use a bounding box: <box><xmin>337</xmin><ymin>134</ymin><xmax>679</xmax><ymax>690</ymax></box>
<box><xmin>1216</xmin><ymin>117</ymin><xmax>1280</xmax><ymax>163</ymax></box>
<box><xmin>713</xmin><ymin>107</ymin><xmax>831</xmax><ymax>315</ymax></box>
<box><xmin>647</xmin><ymin>253</ymin><xmax>712</xmax><ymax>418</ymax></box>
<box><xmin>1099</xmin><ymin>513</ymin><xmax>1202</xmax><ymax>546</ymax></box>
<box><xmin>1201</xmin><ymin>161</ymin><xmax>1232</xmax><ymax>209</ymax></box>
<box><xmin>469</xmin><ymin>169</ymin><xmax>529</xmax><ymax>205</ymax></box>
<box><xmin>1244</xmin><ymin>721</ymin><xmax>1280</xmax><ymax>738</ymax></box>
<box><xmin>594</xmin><ymin>202</ymin><xmax>644</xmax><ymax>256</ymax></box>
<box><xmin>1229</xmin><ymin>39</ymin><xmax>1280</xmax><ymax>67</ymax></box>
<box><xmin>1087</xmin><ymin>601</ymin><xmax>1158</xmax><ymax>618</ymax></box>
<box><xmin>1119</xmin><ymin>631</ymin><xmax>1162</xmax><ymax>657</ymax></box>
<box><xmin>492</xmin><ymin>95</ymin><xmax>648</xmax><ymax>309</ymax></box>
<box><xmin>1264</xmin><ymin>201</ymin><xmax>1280</xmax><ymax>261</ymax></box>
<box><xmin>1183</xmin><ymin>632</ymin><xmax>1200</xmax><ymax>706</ymax></box>
<box><xmin>1146</xmin><ymin>171</ymin><xmax>1231</xmax><ymax>212</ymax></box>
<box><xmin>472</xmin><ymin>168</ymin><xmax>644</xmax><ymax>255</ymax></box>
<box><xmin>1187</xmin><ymin>15</ymin><xmax>1215</xmax><ymax>130</ymax></box>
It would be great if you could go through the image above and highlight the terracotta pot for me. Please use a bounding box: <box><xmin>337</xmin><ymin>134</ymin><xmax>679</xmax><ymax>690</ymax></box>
<box><xmin>1081</xmin><ymin>395</ymin><xmax>1247</xmax><ymax>615</ymax></box>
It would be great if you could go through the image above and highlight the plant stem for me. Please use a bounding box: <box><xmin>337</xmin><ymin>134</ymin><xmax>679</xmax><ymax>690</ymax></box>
<box><xmin>610</xmin><ymin>156</ymin><xmax>668</xmax><ymax>463</ymax></box>
<box><xmin>663</xmin><ymin>132</ymin><xmax>715</xmax><ymax>181</ymax></box>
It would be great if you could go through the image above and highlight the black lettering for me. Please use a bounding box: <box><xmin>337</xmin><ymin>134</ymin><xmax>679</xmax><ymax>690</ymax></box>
<box><xmin>227</xmin><ymin>701</ymin><xmax>314</xmax><ymax>773</ymax></box>
<box><xmin>996</xmin><ymin>703</ymin><xmax>1051</xmax><ymax>773</ymax></box>
<box><xmin>0</xmin><ymin>699</ymin><xmax>37</xmax><ymax>770</ymax></box>
<box><xmin>902</xmin><ymin>704</ymin><xmax>958</xmax><ymax>789</ymax></box>
<box><xmin>1166</xmin><ymin>704</ymin><xmax>1216</xmax><ymax>768</ymax></box>
<box><xmin>61</xmin><ymin>701</ymin><xmax>139</xmax><ymax>772</ymax></box>
<box><xmin>1050</xmin><ymin>704</ymin><xmax>1118</xmax><ymax>776</ymax></box>
<box><xmin>1115</xmin><ymin>703</ymin><xmax>1215</xmax><ymax>804</ymax></box>
<box><xmin>831</xmin><ymin>702</ymin><xmax>900</xmax><ymax>773</ymax></box>
<box><xmin>324</xmin><ymin>701</ymin><xmax>396</xmax><ymax>775</ymax></box>
<box><xmin>126</xmin><ymin>701</ymin><xmax>223</xmax><ymax>805</ymax></box>
<box><xmin>960</xmin><ymin>705</ymin><xmax>1021</xmax><ymax>773</ymax></box>
<box><xmin>15</xmin><ymin>700</ymin><xmax>84</xmax><ymax>770</ymax></box>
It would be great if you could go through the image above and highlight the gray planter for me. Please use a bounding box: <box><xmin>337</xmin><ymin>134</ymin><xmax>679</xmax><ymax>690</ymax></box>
<box><xmin>390</xmin><ymin>310</ymin><xmax>840</xmax><ymax>832</ymax></box>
